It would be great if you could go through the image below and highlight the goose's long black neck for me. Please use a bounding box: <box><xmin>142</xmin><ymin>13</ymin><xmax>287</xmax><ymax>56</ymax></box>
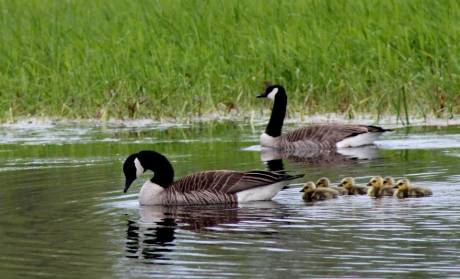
<box><xmin>138</xmin><ymin>151</ymin><xmax>174</xmax><ymax>188</ymax></box>
<box><xmin>265</xmin><ymin>93</ymin><xmax>287</xmax><ymax>137</ymax></box>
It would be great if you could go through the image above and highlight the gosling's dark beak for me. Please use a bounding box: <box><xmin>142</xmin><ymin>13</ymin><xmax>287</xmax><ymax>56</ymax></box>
<box><xmin>337</xmin><ymin>183</ymin><xmax>343</xmax><ymax>187</ymax></box>
<box><xmin>393</xmin><ymin>185</ymin><xmax>398</xmax><ymax>189</ymax></box>
<box><xmin>367</xmin><ymin>182</ymin><xmax>372</xmax><ymax>186</ymax></box>
<box><xmin>299</xmin><ymin>188</ymin><xmax>305</xmax><ymax>192</ymax></box>
<box><xmin>124</xmin><ymin>178</ymin><xmax>135</xmax><ymax>193</ymax></box>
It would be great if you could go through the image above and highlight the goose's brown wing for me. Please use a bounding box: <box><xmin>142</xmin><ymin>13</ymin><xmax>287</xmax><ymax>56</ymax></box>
<box><xmin>283</xmin><ymin>124</ymin><xmax>369</xmax><ymax>143</ymax></box>
<box><xmin>170</xmin><ymin>170</ymin><xmax>301</xmax><ymax>194</ymax></box>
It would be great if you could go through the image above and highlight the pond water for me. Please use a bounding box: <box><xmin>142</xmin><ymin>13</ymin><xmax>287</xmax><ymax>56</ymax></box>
<box><xmin>0</xmin><ymin>121</ymin><xmax>459</xmax><ymax>278</ymax></box>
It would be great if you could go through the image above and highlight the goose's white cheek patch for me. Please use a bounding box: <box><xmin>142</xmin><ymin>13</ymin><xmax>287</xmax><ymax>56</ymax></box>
<box><xmin>134</xmin><ymin>158</ymin><xmax>144</xmax><ymax>177</ymax></box>
<box><xmin>267</xmin><ymin>88</ymin><xmax>278</xmax><ymax>100</ymax></box>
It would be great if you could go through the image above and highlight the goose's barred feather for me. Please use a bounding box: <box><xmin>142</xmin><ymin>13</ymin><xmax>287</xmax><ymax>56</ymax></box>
<box><xmin>279</xmin><ymin>124</ymin><xmax>387</xmax><ymax>150</ymax></box>
<box><xmin>170</xmin><ymin>170</ymin><xmax>300</xmax><ymax>194</ymax></box>
<box><xmin>156</xmin><ymin>170</ymin><xmax>302</xmax><ymax>206</ymax></box>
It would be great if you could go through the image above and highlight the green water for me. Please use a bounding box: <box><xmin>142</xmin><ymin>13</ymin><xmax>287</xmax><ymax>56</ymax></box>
<box><xmin>0</xmin><ymin>121</ymin><xmax>459</xmax><ymax>278</ymax></box>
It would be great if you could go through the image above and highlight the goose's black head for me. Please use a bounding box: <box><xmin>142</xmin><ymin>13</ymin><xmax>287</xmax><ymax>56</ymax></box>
<box><xmin>122</xmin><ymin>150</ymin><xmax>175</xmax><ymax>193</ymax></box>
<box><xmin>257</xmin><ymin>84</ymin><xmax>286</xmax><ymax>101</ymax></box>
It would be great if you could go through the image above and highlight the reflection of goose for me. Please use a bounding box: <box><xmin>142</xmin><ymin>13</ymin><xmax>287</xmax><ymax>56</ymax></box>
<box><xmin>125</xmin><ymin>205</ymin><xmax>241</xmax><ymax>261</ymax></box>
<box><xmin>257</xmin><ymin>84</ymin><xmax>391</xmax><ymax>150</ymax></box>
<box><xmin>260</xmin><ymin>147</ymin><xmax>368</xmax><ymax>167</ymax></box>
<box><xmin>123</xmin><ymin>150</ymin><xmax>303</xmax><ymax>205</ymax></box>
<box><xmin>125</xmin><ymin>218</ymin><xmax>176</xmax><ymax>261</ymax></box>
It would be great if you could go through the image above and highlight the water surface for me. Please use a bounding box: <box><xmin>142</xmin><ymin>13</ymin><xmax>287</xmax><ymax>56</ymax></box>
<box><xmin>0</xmin><ymin>122</ymin><xmax>459</xmax><ymax>278</ymax></box>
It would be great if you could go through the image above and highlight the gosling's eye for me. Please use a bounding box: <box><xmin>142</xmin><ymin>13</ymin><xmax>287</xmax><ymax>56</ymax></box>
<box><xmin>398</xmin><ymin>183</ymin><xmax>403</xmax><ymax>186</ymax></box>
<box><xmin>372</xmin><ymin>180</ymin><xmax>376</xmax><ymax>183</ymax></box>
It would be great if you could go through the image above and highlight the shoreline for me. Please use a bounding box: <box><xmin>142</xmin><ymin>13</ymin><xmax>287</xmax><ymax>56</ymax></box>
<box><xmin>1</xmin><ymin>112</ymin><xmax>459</xmax><ymax>129</ymax></box>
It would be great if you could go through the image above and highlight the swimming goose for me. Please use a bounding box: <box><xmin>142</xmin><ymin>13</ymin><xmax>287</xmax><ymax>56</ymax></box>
<box><xmin>316</xmin><ymin>177</ymin><xmax>348</xmax><ymax>195</ymax></box>
<box><xmin>300</xmin><ymin>182</ymin><xmax>339</xmax><ymax>202</ymax></box>
<box><xmin>338</xmin><ymin>177</ymin><xmax>367</xmax><ymax>195</ymax></box>
<box><xmin>367</xmin><ymin>176</ymin><xmax>393</xmax><ymax>198</ymax></box>
<box><xmin>123</xmin><ymin>150</ymin><xmax>303</xmax><ymax>205</ymax></box>
<box><xmin>393</xmin><ymin>179</ymin><xmax>433</xmax><ymax>199</ymax></box>
<box><xmin>257</xmin><ymin>84</ymin><xmax>391</xmax><ymax>150</ymax></box>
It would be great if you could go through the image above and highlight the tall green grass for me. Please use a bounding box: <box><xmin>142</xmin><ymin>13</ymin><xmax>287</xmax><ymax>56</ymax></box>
<box><xmin>1</xmin><ymin>0</ymin><xmax>459</xmax><ymax>122</ymax></box>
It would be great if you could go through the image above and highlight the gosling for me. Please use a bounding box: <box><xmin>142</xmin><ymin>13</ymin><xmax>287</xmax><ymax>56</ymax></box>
<box><xmin>338</xmin><ymin>177</ymin><xmax>367</xmax><ymax>195</ymax></box>
<box><xmin>382</xmin><ymin>176</ymin><xmax>396</xmax><ymax>193</ymax></box>
<box><xmin>367</xmin><ymin>176</ymin><xmax>393</xmax><ymax>198</ymax></box>
<box><xmin>300</xmin><ymin>182</ymin><xmax>339</xmax><ymax>202</ymax></box>
<box><xmin>316</xmin><ymin>177</ymin><xmax>348</xmax><ymax>195</ymax></box>
<box><xmin>393</xmin><ymin>179</ymin><xmax>433</xmax><ymax>198</ymax></box>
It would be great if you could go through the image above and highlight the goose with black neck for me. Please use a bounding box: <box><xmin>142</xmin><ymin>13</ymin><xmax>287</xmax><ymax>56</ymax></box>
<box><xmin>257</xmin><ymin>84</ymin><xmax>391</xmax><ymax>151</ymax></box>
<box><xmin>123</xmin><ymin>150</ymin><xmax>303</xmax><ymax>206</ymax></box>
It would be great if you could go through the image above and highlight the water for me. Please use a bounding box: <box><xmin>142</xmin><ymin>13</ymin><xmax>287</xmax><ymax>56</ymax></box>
<box><xmin>0</xmin><ymin>121</ymin><xmax>459</xmax><ymax>278</ymax></box>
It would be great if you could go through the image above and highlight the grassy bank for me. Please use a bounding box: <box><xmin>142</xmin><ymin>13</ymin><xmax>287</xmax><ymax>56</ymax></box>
<box><xmin>1</xmin><ymin>0</ymin><xmax>459</xmax><ymax>122</ymax></box>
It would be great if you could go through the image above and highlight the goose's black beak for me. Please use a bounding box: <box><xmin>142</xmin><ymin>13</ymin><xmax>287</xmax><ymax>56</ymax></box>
<box><xmin>124</xmin><ymin>178</ymin><xmax>135</xmax><ymax>193</ymax></box>
<box><xmin>256</xmin><ymin>93</ymin><xmax>265</xmax><ymax>98</ymax></box>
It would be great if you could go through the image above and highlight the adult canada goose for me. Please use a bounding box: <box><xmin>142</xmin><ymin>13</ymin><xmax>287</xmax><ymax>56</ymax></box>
<box><xmin>300</xmin><ymin>182</ymin><xmax>339</xmax><ymax>202</ymax></box>
<box><xmin>367</xmin><ymin>176</ymin><xmax>393</xmax><ymax>198</ymax></box>
<box><xmin>338</xmin><ymin>177</ymin><xmax>367</xmax><ymax>195</ymax></box>
<box><xmin>316</xmin><ymin>177</ymin><xmax>348</xmax><ymax>195</ymax></box>
<box><xmin>257</xmin><ymin>84</ymin><xmax>391</xmax><ymax>150</ymax></box>
<box><xmin>393</xmin><ymin>179</ymin><xmax>433</xmax><ymax>199</ymax></box>
<box><xmin>123</xmin><ymin>150</ymin><xmax>303</xmax><ymax>205</ymax></box>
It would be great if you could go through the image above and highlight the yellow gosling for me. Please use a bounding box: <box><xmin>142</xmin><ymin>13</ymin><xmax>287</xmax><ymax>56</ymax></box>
<box><xmin>301</xmin><ymin>182</ymin><xmax>339</xmax><ymax>202</ymax></box>
<box><xmin>382</xmin><ymin>176</ymin><xmax>395</xmax><ymax>195</ymax></box>
<box><xmin>383</xmin><ymin>176</ymin><xmax>394</xmax><ymax>187</ymax></box>
<box><xmin>316</xmin><ymin>177</ymin><xmax>347</xmax><ymax>195</ymax></box>
<box><xmin>367</xmin><ymin>176</ymin><xmax>393</xmax><ymax>198</ymax></box>
<box><xmin>393</xmin><ymin>179</ymin><xmax>433</xmax><ymax>199</ymax></box>
<box><xmin>338</xmin><ymin>177</ymin><xmax>367</xmax><ymax>195</ymax></box>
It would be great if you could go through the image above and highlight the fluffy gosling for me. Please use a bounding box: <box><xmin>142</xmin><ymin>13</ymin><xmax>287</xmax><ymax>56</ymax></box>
<box><xmin>367</xmin><ymin>176</ymin><xmax>394</xmax><ymax>198</ymax></box>
<box><xmin>316</xmin><ymin>177</ymin><xmax>348</xmax><ymax>195</ymax></box>
<box><xmin>393</xmin><ymin>179</ymin><xmax>433</xmax><ymax>198</ymax></box>
<box><xmin>338</xmin><ymin>177</ymin><xmax>367</xmax><ymax>195</ymax></box>
<box><xmin>300</xmin><ymin>182</ymin><xmax>339</xmax><ymax>202</ymax></box>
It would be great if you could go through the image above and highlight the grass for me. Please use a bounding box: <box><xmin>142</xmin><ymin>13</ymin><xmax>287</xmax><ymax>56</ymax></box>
<box><xmin>1</xmin><ymin>0</ymin><xmax>460</xmax><ymax>122</ymax></box>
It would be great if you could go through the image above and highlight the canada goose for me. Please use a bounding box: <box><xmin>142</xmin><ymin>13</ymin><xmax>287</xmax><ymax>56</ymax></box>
<box><xmin>367</xmin><ymin>176</ymin><xmax>393</xmax><ymax>198</ymax></box>
<box><xmin>300</xmin><ymin>182</ymin><xmax>338</xmax><ymax>202</ymax></box>
<box><xmin>316</xmin><ymin>177</ymin><xmax>348</xmax><ymax>195</ymax></box>
<box><xmin>123</xmin><ymin>150</ymin><xmax>303</xmax><ymax>205</ymax></box>
<box><xmin>257</xmin><ymin>84</ymin><xmax>390</xmax><ymax>150</ymax></box>
<box><xmin>338</xmin><ymin>177</ymin><xmax>367</xmax><ymax>195</ymax></box>
<box><xmin>393</xmin><ymin>179</ymin><xmax>433</xmax><ymax>199</ymax></box>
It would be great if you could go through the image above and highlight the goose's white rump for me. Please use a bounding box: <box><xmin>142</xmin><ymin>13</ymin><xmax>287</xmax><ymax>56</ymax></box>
<box><xmin>336</xmin><ymin>132</ymin><xmax>382</xmax><ymax>148</ymax></box>
<box><xmin>236</xmin><ymin>181</ymin><xmax>287</xmax><ymax>203</ymax></box>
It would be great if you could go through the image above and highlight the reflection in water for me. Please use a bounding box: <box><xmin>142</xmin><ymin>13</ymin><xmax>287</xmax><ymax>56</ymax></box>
<box><xmin>125</xmin><ymin>204</ymin><xmax>240</xmax><ymax>262</ymax></box>
<box><xmin>260</xmin><ymin>146</ymin><xmax>378</xmax><ymax>167</ymax></box>
<box><xmin>126</xmin><ymin>218</ymin><xmax>176</xmax><ymax>262</ymax></box>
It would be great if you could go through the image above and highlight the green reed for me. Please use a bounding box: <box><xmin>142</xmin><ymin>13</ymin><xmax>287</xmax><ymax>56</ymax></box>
<box><xmin>0</xmin><ymin>0</ymin><xmax>459</xmax><ymax>122</ymax></box>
